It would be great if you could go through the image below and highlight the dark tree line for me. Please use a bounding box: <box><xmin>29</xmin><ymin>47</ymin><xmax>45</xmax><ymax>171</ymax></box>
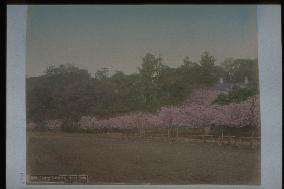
<box><xmin>27</xmin><ymin>52</ymin><xmax>259</xmax><ymax>124</ymax></box>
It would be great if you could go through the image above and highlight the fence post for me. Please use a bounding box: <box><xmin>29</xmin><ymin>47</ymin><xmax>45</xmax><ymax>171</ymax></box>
<box><xmin>221</xmin><ymin>130</ymin><xmax>224</xmax><ymax>145</ymax></box>
<box><xmin>176</xmin><ymin>127</ymin><xmax>179</xmax><ymax>138</ymax></box>
<box><xmin>250</xmin><ymin>138</ymin><xmax>255</xmax><ymax>149</ymax></box>
<box><xmin>167</xmin><ymin>128</ymin><xmax>170</xmax><ymax>140</ymax></box>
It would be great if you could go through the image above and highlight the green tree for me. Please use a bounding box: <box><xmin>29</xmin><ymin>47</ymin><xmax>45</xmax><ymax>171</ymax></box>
<box><xmin>213</xmin><ymin>87</ymin><xmax>258</xmax><ymax>105</ymax></box>
<box><xmin>95</xmin><ymin>67</ymin><xmax>109</xmax><ymax>80</ymax></box>
<box><xmin>220</xmin><ymin>58</ymin><xmax>259</xmax><ymax>90</ymax></box>
<box><xmin>200</xmin><ymin>51</ymin><xmax>216</xmax><ymax>68</ymax></box>
<box><xmin>27</xmin><ymin>53</ymin><xmax>260</xmax><ymax>132</ymax></box>
<box><xmin>138</xmin><ymin>53</ymin><xmax>166</xmax><ymax>106</ymax></box>
<box><xmin>198</xmin><ymin>51</ymin><xmax>219</xmax><ymax>85</ymax></box>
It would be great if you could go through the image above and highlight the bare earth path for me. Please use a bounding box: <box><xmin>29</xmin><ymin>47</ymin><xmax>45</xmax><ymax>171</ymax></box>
<box><xmin>27</xmin><ymin>132</ymin><xmax>260</xmax><ymax>185</ymax></box>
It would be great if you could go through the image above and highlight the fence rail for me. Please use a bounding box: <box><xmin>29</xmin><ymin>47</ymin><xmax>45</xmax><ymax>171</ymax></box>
<box><xmin>138</xmin><ymin>131</ymin><xmax>260</xmax><ymax>147</ymax></box>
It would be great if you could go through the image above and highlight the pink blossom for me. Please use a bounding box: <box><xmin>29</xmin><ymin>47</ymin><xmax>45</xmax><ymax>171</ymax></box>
<box><xmin>77</xmin><ymin>92</ymin><xmax>260</xmax><ymax>130</ymax></box>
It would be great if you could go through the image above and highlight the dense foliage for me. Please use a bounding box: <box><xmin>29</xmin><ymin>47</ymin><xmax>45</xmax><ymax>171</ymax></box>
<box><xmin>220</xmin><ymin>58</ymin><xmax>259</xmax><ymax>89</ymax></box>
<box><xmin>213</xmin><ymin>87</ymin><xmax>258</xmax><ymax>105</ymax></box>
<box><xmin>27</xmin><ymin>52</ymin><xmax>259</xmax><ymax>127</ymax></box>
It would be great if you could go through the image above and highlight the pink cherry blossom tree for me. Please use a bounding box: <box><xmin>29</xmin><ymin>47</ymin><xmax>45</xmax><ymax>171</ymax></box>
<box><xmin>77</xmin><ymin>89</ymin><xmax>260</xmax><ymax>140</ymax></box>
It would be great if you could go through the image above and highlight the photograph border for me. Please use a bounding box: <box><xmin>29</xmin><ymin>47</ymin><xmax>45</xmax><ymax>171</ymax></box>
<box><xmin>6</xmin><ymin>4</ymin><xmax>282</xmax><ymax>189</ymax></box>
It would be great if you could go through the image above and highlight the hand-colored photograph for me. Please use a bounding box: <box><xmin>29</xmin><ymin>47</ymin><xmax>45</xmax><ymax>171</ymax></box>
<box><xmin>26</xmin><ymin>5</ymin><xmax>261</xmax><ymax>185</ymax></box>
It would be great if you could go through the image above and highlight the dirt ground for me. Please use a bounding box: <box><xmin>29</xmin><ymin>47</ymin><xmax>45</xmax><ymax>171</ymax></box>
<box><xmin>27</xmin><ymin>131</ymin><xmax>260</xmax><ymax>185</ymax></box>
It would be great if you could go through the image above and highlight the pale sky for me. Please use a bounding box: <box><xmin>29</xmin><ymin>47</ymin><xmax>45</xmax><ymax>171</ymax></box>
<box><xmin>27</xmin><ymin>5</ymin><xmax>258</xmax><ymax>77</ymax></box>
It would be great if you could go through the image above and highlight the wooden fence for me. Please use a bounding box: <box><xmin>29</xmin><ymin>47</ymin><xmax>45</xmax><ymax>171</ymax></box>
<box><xmin>135</xmin><ymin>128</ymin><xmax>260</xmax><ymax>147</ymax></box>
